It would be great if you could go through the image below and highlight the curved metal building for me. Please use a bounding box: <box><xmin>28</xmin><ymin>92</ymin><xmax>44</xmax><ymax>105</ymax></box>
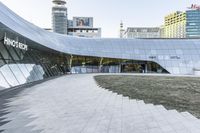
<box><xmin>0</xmin><ymin>2</ymin><xmax>200</xmax><ymax>89</ymax></box>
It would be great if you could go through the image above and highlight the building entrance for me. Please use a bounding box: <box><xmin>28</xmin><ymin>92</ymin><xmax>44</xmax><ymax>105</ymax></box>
<box><xmin>120</xmin><ymin>61</ymin><xmax>168</xmax><ymax>74</ymax></box>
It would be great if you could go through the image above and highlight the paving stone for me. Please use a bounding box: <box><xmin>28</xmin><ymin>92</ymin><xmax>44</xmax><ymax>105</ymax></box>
<box><xmin>0</xmin><ymin>74</ymin><xmax>199</xmax><ymax>133</ymax></box>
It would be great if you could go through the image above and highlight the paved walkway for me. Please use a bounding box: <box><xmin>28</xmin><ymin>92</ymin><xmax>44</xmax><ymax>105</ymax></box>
<box><xmin>0</xmin><ymin>74</ymin><xmax>200</xmax><ymax>133</ymax></box>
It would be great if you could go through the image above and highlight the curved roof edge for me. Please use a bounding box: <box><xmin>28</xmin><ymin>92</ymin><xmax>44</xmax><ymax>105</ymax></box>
<box><xmin>2</xmin><ymin>2</ymin><xmax>200</xmax><ymax>75</ymax></box>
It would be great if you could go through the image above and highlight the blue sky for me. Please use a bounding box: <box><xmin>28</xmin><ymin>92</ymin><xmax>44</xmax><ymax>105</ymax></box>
<box><xmin>1</xmin><ymin>0</ymin><xmax>200</xmax><ymax>37</ymax></box>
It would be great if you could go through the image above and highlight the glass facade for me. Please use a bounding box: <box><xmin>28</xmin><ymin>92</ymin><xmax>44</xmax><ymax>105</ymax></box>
<box><xmin>186</xmin><ymin>10</ymin><xmax>200</xmax><ymax>38</ymax></box>
<box><xmin>0</xmin><ymin>24</ymin><xmax>169</xmax><ymax>89</ymax></box>
<box><xmin>0</xmin><ymin>25</ymin><xmax>70</xmax><ymax>89</ymax></box>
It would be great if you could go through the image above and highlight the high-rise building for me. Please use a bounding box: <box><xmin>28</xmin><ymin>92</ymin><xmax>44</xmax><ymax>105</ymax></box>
<box><xmin>123</xmin><ymin>27</ymin><xmax>161</xmax><ymax>38</ymax></box>
<box><xmin>164</xmin><ymin>4</ymin><xmax>200</xmax><ymax>38</ymax></box>
<box><xmin>186</xmin><ymin>9</ymin><xmax>200</xmax><ymax>38</ymax></box>
<box><xmin>51</xmin><ymin>1</ymin><xmax>101</xmax><ymax>38</ymax></box>
<box><xmin>52</xmin><ymin>0</ymin><xmax>68</xmax><ymax>34</ymax></box>
<box><xmin>164</xmin><ymin>11</ymin><xmax>186</xmax><ymax>38</ymax></box>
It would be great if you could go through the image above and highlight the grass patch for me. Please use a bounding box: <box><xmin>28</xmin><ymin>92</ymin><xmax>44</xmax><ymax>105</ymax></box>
<box><xmin>94</xmin><ymin>75</ymin><xmax>200</xmax><ymax>118</ymax></box>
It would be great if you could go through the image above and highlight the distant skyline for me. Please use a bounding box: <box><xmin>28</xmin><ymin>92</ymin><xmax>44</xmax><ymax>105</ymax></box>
<box><xmin>1</xmin><ymin>0</ymin><xmax>200</xmax><ymax>38</ymax></box>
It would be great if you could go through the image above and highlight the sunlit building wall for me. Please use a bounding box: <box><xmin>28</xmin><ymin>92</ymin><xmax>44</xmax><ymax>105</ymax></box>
<box><xmin>164</xmin><ymin>8</ymin><xmax>200</xmax><ymax>38</ymax></box>
<box><xmin>164</xmin><ymin>11</ymin><xmax>186</xmax><ymax>38</ymax></box>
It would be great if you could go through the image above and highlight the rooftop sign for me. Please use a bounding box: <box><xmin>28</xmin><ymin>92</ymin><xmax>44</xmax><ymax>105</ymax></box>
<box><xmin>4</xmin><ymin>33</ymin><xmax>28</xmax><ymax>51</ymax></box>
<box><xmin>188</xmin><ymin>4</ymin><xmax>200</xmax><ymax>10</ymax></box>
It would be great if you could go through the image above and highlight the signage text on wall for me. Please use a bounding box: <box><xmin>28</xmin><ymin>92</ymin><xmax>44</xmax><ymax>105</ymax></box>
<box><xmin>3</xmin><ymin>33</ymin><xmax>28</xmax><ymax>51</ymax></box>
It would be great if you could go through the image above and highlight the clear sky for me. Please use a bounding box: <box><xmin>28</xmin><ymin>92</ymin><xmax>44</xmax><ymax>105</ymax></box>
<box><xmin>0</xmin><ymin>0</ymin><xmax>200</xmax><ymax>38</ymax></box>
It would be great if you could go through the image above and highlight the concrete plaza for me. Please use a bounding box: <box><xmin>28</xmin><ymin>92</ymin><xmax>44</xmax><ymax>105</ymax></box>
<box><xmin>0</xmin><ymin>74</ymin><xmax>200</xmax><ymax>133</ymax></box>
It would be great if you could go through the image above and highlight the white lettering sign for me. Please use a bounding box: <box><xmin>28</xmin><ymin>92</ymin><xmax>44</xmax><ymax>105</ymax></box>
<box><xmin>4</xmin><ymin>34</ymin><xmax>28</xmax><ymax>51</ymax></box>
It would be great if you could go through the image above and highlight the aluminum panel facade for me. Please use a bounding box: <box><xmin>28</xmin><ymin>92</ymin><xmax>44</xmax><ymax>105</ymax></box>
<box><xmin>0</xmin><ymin>2</ymin><xmax>200</xmax><ymax>88</ymax></box>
